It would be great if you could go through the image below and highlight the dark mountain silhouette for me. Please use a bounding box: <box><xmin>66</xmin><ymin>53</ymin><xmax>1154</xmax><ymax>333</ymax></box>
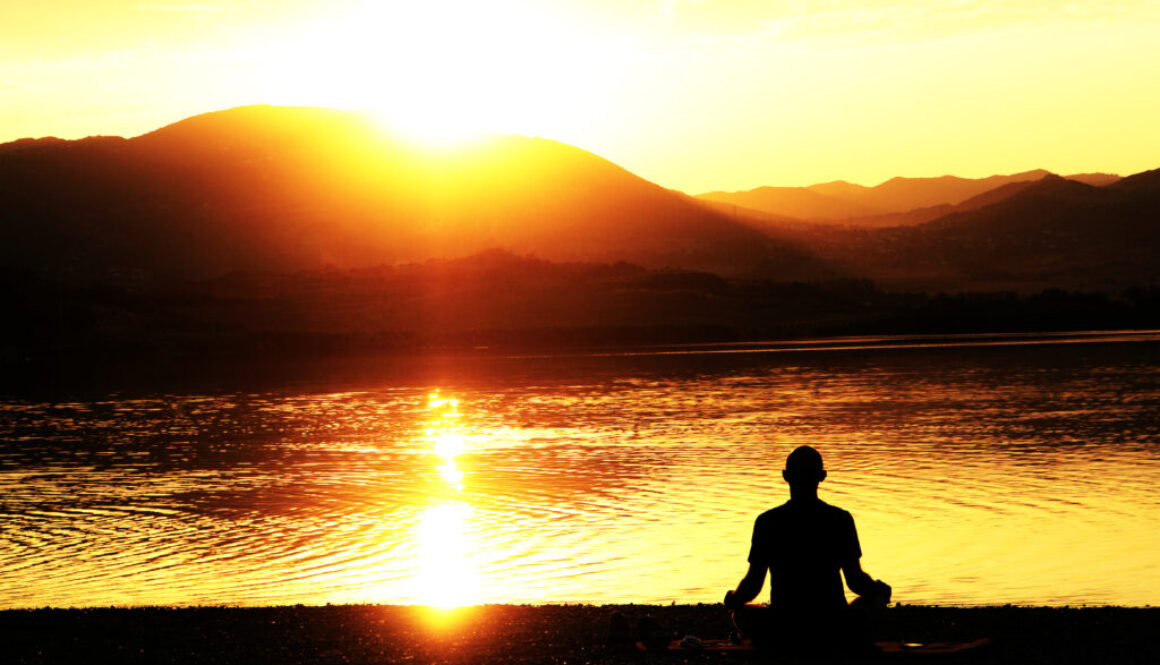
<box><xmin>800</xmin><ymin>177</ymin><xmax>1058</xmax><ymax>229</ymax></box>
<box><xmin>696</xmin><ymin>186</ymin><xmax>883</xmax><ymax>220</ymax></box>
<box><xmin>698</xmin><ymin>170</ymin><xmax>1123</xmax><ymax>225</ymax></box>
<box><xmin>701</xmin><ymin>174</ymin><xmax>1078</xmax><ymax>230</ymax></box>
<box><xmin>0</xmin><ymin>105</ymin><xmax>825</xmax><ymax>285</ymax></box>
<box><xmin>767</xmin><ymin>173</ymin><xmax>1160</xmax><ymax>292</ymax></box>
<box><xmin>1066</xmin><ymin>172</ymin><xmax>1122</xmax><ymax>187</ymax></box>
<box><xmin>2</xmin><ymin>103</ymin><xmax>1157</xmax><ymax>378</ymax></box>
<box><xmin>829</xmin><ymin>170</ymin><xmax>1057</xmax><ymax>212</ymax></box>
<box><xmin>2</xmin><ymin>102</ymin><xmax>1157</xmax><ymax>373</ymax></box>
<box><xmin>1105</xmin><ymin>166</ymin><xmax>1160</xmax><ymax>194</ymax></box>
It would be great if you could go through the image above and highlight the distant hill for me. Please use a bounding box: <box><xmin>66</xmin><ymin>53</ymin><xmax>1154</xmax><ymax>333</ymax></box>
<box><xmin>786</xmin><ymin>177</ymin><xmax>1054</xmax><ymax>229</ymax></box>
<box><xmin>2</xmin><ymin>104</ymin><xmax>1158</xmax><ymax>371</ymax></box>
<box><xmin>698</xmin><ymin>170</ymin><xmax>1123</xmax><ymax>224</ymax></box>
<box><xmin>1067</xmin><ymin>172</ymin><xmax>1122</xmax><ymax>187</ymax></box>
<box><xmin>1104</xmin><ymin>166</ymin><xmax>1160</xmax><ymax>194</ymax></box>
<box><xmin>830</xmin><ymin>170</ymin><xmax>1057</xmax><ymax>212</ymax></box>
<box><xmin>696</xmin><ymin>185</ymin><xmax>883</xmax><ymax>221</ymax></box>
<box><xmin>0</xmin><ymin>105</ymin><xmax>825</xmax><ymax>285</ymax></box>
<box><xmin>767</xmin><ymin>172</ymin><xmax>1160</xmax><ymax>292</ymax></box>
<box><xmin>1</xmin><ymin>103</ymin><xmax>1154</xmax><ymax>310</ymax></box>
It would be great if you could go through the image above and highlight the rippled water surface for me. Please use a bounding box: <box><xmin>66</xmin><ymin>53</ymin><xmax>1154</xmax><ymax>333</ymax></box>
<box><xmin>3</xmin><ymin>333</ymin><xmax>1159</xmax><ymax>608</ymax></box>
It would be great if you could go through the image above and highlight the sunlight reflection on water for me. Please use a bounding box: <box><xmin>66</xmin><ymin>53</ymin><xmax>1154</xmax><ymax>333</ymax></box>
<box><xmin>415</xmin><ymin>502</ymin><xmax>477</xmax><ymax>608</ymax></box>
<box><xmin>1</xmin><ymin>335</ymin><xmax>1159</xmax><ymax>608</ymax></box>
<box><xmin>412</xmin><ymin>390</ymin><xmax>477</xmax><ymax>607</ymax></box>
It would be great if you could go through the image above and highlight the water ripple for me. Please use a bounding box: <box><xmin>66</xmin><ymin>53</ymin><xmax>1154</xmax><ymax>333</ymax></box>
<box><xmin>2</xmin><ymin>339</ymin><xmax>1159</xmax><ymax>607</ymax></box>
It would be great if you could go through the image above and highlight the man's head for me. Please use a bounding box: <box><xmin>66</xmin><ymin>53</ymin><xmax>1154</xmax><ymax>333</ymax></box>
<box><xmin>782</xmin><ymin>445</ymin><xmax>826</xmax><ymax>488</ymax></box>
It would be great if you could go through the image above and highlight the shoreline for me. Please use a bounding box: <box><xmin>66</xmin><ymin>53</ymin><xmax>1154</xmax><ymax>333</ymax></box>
<box><xmin>3</xmin><ymin>604</ymin><xmax>1157</xmax><ymax>664</ymax></box>
<box><xmin>6</xmin><ymin>326</ymin><xmax>1158</xmax><ymax>400</ymax></box>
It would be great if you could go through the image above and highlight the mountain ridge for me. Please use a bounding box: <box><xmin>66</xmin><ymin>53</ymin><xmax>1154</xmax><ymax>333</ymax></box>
<box><xmin>764</xmin><ymin>173</ymin><xmax>1160</xmax><ymax>292</ymax></box>
<box><xmin>698</xmin><ymin>169</ymin><xmax>1123</xmax><ymax>225</ymax></box>
<box><xmin>0</xmin><ymin>105</ymin><xmax>1155</xmax><ymax>298</ymax></box>
<box><xmin>0</xmin><ymin>105</ymin><xmax>825</xmax><ymax>285</ymax></box>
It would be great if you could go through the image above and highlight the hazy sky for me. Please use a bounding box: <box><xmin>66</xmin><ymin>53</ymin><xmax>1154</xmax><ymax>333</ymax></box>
<box><xmin>3</xmin><ymin>0</ymin><xmax>1159</xmax><ymax>192</ymax></box>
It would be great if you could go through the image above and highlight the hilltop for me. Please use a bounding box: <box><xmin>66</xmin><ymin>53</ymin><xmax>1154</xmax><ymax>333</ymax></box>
<box><xmin>0</xmin><ymin>105</ymin><xmax>821</xmax><ymax>285</ymax></box>
<box><xmin>698</xmin><ymin>169</ymin><xmax>1123</xmax><ymax>225</ymax></box>
<box><xmin>764</xmin><ymin>171</ymin><xmax>1160</xmax><ymax>292</ymax></box>
<box><xmin>2</xmin><ymin>105</ymin><xmax>1159</xmax><ymax>377</ymax></box>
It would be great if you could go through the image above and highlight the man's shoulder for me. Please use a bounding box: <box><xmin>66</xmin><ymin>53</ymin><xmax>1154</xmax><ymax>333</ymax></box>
<box><xmin>757</xmin><ymin>499</ymin><xmax>853</xmax><ymax>522</ymax></box>
<box><xmin>754</xmin><ymin>501</ymin><xmax>798</xmax><ymax>529</ymax></box>
<box><xmin>756</xmin><ymin>501</ymin><xmax>792</xmax><ymax>521</ymax></box>
<box><xmin>816</xmin><ymin>499</ymin><xmax>853</xmax><ymax>519</ymax></box>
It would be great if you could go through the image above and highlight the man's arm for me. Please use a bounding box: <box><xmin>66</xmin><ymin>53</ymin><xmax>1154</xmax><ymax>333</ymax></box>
<box><xmin>724</xmin><ymin>563</ymin><xmax>765</xmax><ymax>609</ymax></box>
<box><xmin>841</xmin><ymin>558</ymin><xmax>891</xmax><ymax>603</ymax></box>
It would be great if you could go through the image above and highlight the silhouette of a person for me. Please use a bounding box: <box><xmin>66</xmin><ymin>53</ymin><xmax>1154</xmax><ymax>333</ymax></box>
<box><xmin>724</xmin><ymin>445</ymin><xmax>891</xmax><ymax>655</ymax></box>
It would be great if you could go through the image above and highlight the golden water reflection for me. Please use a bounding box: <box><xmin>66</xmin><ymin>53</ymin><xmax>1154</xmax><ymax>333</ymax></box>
<box><xmin>414</xmin><ymin>390</ymin><xmax>476</xmax><ymax>607</ymax></box>
<box><xmin>1</xmin><ymin>339</ymin><xmax>1158</xmax><ymax>608</ymax></box>
<box><xmin>414</xmin><ymin>502</ymin><xmax>478</xmax><ymax>608</ymax></box>
<box><xmin>427</xmin><ymin>390</ymin><xmax>466</xmax><ymax>492</ymax></box>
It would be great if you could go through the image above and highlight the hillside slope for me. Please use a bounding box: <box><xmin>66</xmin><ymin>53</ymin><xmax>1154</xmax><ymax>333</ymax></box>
<box><xmin>699</xmin><ymin>170</ymin><xmax>1122</xmax><ymax>224</ymax></box>
<box><xmin>0</xmin><ymin>105</ymin><xmax>825</xmax><ymax>284</ymax></box>
<box><xmin>769</xmin><ymin>173</ymin><xmax>1160</xmax><ymax>292</ymax></box>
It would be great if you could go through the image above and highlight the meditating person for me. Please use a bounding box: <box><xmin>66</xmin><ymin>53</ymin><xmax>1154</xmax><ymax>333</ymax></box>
<box><xmin>724</xmin><ymin>445</ymin><xmax>891</xmax><ymax>656</ymax></box>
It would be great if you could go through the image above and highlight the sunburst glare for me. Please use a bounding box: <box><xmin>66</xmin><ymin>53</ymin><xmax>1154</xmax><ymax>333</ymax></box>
<box><xmin>427</xmin><ymin>390</ymin><xmax>467</xmax><ymax>491</ymax></box>
<box><xmin>255</xmin><ymin>0</ymin><xmax>624</xmax><ymax>149</ymax></box>
<box><xmin>414</xmin><ymin>389</ymin><xmax>474</xmax><ymax>604</ymax></box>
<box><xmin>414</xmin><ymin>502</ymin><xmax>478</xmax><ymax>608</ymax></box>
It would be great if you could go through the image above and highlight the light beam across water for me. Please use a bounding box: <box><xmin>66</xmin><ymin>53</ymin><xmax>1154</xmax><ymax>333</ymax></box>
<box><xmin>413</xmin><ymin>502</ymin><xmax>478</xmax><ymax>608</ymax></box>
<box><xmin>1</xmin><ymin>335</ymin><xmax>1158</xmax><ymax>608</ymax></box>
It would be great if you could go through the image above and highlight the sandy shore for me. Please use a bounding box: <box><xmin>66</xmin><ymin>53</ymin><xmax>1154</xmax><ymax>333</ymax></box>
<box><xmin>2</xmin><ymin>604</ymin><xmax>1156</xmax><ymax>664</ymax></box>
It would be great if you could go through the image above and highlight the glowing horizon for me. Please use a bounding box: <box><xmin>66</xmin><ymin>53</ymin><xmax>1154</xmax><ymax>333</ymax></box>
<box><xmin>2</xmin><ymin>1</ymin><xmax>1159</xmax><ymax>191</ymax></box>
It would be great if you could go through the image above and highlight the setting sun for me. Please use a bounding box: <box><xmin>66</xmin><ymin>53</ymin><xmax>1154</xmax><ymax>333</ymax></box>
<box><xmin>260</xmin><ymin>0</ymin><xmax>619</xmax><ymax>148</ymax></box>
<box><xmin>3</xmin><ymin>0</ymin><xmax>1160</xmax><ymax>640</ymax></box>
<box><xmin>4</xmin><ymin>1</ymin><xmax>1158</xmax><ymax>187</ymax></box>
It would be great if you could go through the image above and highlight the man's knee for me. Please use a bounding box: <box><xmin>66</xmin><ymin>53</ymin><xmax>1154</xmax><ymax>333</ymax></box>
<box><xmin>849</xmin><ymin>593</ymin><xmax>889</xmax><ymax>611</ymax></box>
<box><xmin>730</xmin><ymin>605</ymin><xmax>774</xmax><ymax>643</ymax></box>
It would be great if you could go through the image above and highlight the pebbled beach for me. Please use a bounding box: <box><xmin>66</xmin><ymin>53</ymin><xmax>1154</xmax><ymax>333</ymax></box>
<box><xmin>2</xmin><ymin>604</ymin><xmax>1157</xmax><ymax>665</ymax></box>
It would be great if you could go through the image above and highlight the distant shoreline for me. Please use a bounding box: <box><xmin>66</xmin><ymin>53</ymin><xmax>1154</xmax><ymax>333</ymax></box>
<box><xmin>5</xmin><ymin>325</ymin><xmax>1160</xmax><ymax>399</ymax></box>
<box><xmin>3</xmin><ymin>604</ymin><xmax>1157</xmax><ymax>664</ymax></box>
<box><xmin>501</xmin><ymin>328</ymin><xmax>1160</xmax><ymax>360</ymax></box>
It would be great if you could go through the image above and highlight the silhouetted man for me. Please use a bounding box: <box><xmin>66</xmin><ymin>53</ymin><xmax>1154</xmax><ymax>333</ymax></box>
<box><xmin>724</xmin><ymin>445</ymin><xmax>891</xmax><ymax>656</ymax></box>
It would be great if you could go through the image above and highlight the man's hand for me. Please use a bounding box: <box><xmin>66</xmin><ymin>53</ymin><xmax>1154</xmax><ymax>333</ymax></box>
<box><xmin>872</xmin><ymin>579</ymin><xmax>892</xmax><ymax>604</ymax></box>
<box><xmin>850</xmin><ymin>579</ymin><xmax>891</xmax><ymax>609</ymax></box>
<box><xmin>726</xmin><ymin>563</ymin><xmax>766</xmax><ymax>609</ymax></box>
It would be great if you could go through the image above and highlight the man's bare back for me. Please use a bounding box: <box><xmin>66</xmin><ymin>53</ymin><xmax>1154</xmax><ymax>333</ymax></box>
<box><xmin>724</xmin><ymin>446</ymin><xmax>891</xmax><ymax>652</ymax></box>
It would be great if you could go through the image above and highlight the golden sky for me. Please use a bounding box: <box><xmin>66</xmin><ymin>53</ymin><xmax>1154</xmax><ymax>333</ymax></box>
<box><xmin>3</xmin><ymin>1</ymin><xmax>1159</xmax><ymax>192</ymax></box>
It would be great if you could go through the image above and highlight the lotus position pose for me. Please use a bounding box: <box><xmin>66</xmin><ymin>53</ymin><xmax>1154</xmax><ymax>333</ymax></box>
<box><xmin>724</xmin><ymin>445</ymin><xmax>891</xmax><ymax>655</ymax></box>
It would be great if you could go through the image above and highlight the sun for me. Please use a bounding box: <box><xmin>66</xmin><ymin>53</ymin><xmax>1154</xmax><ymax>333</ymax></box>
<box><xmin>260</xmin><ymin>0</ymin><xmax>622</xmax><ymax>149</ymax></box>
<box><xmin>351</xmin><ymin>0</ymin><xmax>501</xmax><ymax>149</ymax></box>
<box><xmin>370</xmin><ymin>105</ymin><xmax>490</xmax><ymax>150</ymax></box>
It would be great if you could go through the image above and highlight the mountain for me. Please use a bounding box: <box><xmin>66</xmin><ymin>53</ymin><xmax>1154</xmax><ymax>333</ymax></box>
<box><xmin>767</xmin><ymin>173</ymin><xmax>1160</xmax><ymax>292</ymax></box>
<box><xmin>824</xmin><ymin>177</ymin><xmax>1055</xmax><ymax>228</ymax></box>
<box><xmin>0</xmin><ymin>105</ymin><xmax>825</xmax><ymax>285</ymax></box>
<box><xmin>696</xmin><ymin>185</ymin><xmax>883</xmax><ymax>220</ymax></box>
<box><xmin>831</xmin><ymin>170</ymin><xmax>1057</xmax><ymax>212</ymax></box>
<box><xmin>703</xmin><ymin>174</ymin><xmax>1066</xmax><ymax>230</ymax></box>
<box><xmin>698</xmin><ymin>170</ymin><xmax>1123</xmax><ymax>224</ymax></box>
<box><xmin>1</xmin><ymin>103</ymin><xmax>1153</xmax><ymax>305</ymax></box>
<box><xmin>1104</xmin><ymin>166</ymin><xmax>1160</xmax><ymax>194</ymax></box>
<box><xmin>1067</xmin><ymin>172</ymin><xmax>1122</xmax><ymax>187</ymax></box>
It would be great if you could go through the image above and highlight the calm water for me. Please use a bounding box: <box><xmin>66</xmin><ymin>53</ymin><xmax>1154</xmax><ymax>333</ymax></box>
<box><xmin>2</xmin><ymin>332</ymin><xmax>1159</xmax><ymax>608</ymax></box>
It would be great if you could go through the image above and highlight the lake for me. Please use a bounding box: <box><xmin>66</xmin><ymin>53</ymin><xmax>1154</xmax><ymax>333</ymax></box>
<box><xmin>2</xmin><ymin>331</ymin><xmax>1159</xmax><ymax>608</ymax></box>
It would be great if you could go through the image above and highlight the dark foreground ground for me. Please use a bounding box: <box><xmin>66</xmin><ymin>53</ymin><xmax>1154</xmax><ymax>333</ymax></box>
<box><xmin>1</xmin><ymin>604</ymin><xmax>1156</xmax><ymax>665</ymax></box>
